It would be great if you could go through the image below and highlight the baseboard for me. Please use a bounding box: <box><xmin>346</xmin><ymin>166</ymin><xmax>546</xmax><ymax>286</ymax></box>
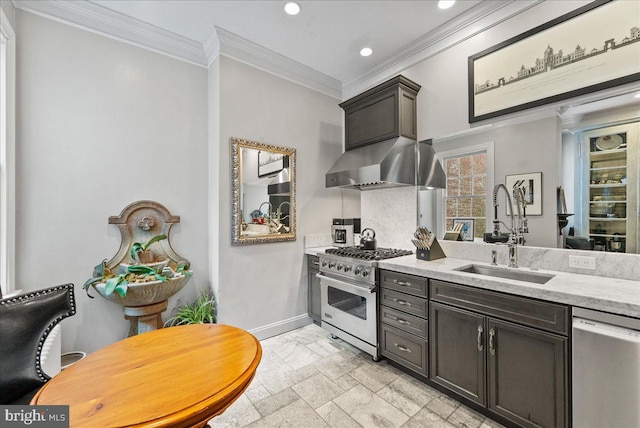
<box><xmin>248</xmin><ymin>314</ymin><xmax>312</xmax><ymax>340</ymax></box>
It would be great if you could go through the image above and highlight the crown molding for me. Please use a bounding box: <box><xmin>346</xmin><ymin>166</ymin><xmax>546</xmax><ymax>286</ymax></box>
<box><xmin>342</xmin><ymin>0</ymin><xmax>543</xmax><ymax>99</ymax></box>
<box><xmin>12</xmin><ymin>0</ymin><xmax>541</xmax><ymax>101</ymax></box>
<box><xmin>13</xmin><ymin>0</ymin><xmax>342</xmax><ymax>98</ymax></box>
<box><xmin>203</xmin><ymin>28</ymin><xmax>220</xmax><ymax>68</ymax></box>
<box><xmin>13</xmin><ymin>0</ymin><xmax>208</xmax><ymax>67</ymax></box>
<box><xmin>213</xmin><ymin>27</ymin><xmax>342</xmax><ymax>99</ymax></box>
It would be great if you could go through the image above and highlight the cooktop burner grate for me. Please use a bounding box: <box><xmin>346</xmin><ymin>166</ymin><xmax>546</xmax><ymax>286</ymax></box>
<box><xmin>325</xmin><ymin>246</ymin><xmax>413</xmax><ymax>260</ymax></box>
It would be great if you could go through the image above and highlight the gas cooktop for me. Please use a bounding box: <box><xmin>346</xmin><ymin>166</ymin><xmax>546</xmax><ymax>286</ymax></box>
<box><xmin>325</xmin><ymin>246</ymin><xmax>413</xmax><ymax>261</ymax></box>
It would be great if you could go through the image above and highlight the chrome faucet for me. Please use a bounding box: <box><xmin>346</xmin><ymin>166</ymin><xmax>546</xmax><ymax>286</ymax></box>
<box><xmin>258</xmin><ymin>201</ymin><xmax>272</xmax><ymax>220</ymax></box>
<box><xmin>276</xmin><ymin>201</ymin><xmax>290</xmax><ymax>221</ymax></box>
<box><xmin>512</xmin><ymin>185</ymin><xmax>529</xmax><ymax>243</ymax></box>
<box><xmin>492</xmin><ymin>184</ymin><xmax>523</xmax><ymax>268</ymax></box>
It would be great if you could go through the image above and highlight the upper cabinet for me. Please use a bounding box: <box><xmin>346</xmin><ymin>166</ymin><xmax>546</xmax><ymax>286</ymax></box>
<box><xmin>582</xmin><ymin>122</ymin><xmax>638</xmax><ymax>253</ymax></box>
<box><xmin>339</xmin><ymin>75</ymin><xmax>420</xmax><ymax>151</ymax></box>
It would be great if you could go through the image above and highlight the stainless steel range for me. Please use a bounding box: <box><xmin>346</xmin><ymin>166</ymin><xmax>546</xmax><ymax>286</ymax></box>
<box><xmin>317</xmin><ymin>246</ymin><xmax>412</xmax><ymax>360</ymax></box>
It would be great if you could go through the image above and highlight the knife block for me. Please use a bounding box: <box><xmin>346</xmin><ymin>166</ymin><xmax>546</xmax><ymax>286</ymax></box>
<box><xmin>416</xmin><ymin>238</ymin><xmax>446</xmax><ymax>261</ymax></box>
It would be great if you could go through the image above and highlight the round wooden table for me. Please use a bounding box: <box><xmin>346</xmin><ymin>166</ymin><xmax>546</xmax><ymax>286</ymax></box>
<box><xmin>31</xmin><ymin>324</ymin><xmax>262</xmax><ymax>428</ymax></box>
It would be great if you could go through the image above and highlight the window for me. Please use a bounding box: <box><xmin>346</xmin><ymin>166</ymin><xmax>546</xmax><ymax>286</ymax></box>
<box><xmin>1</xmin><ymin>8</ymin><xmax>15</xmax><ymax>296</ymax></box>
<box><xmin>444</xmin><ymin>152</ymin><xmax>487</xmax><ymax>238</ymax></box>
<box><xmin>438</xmin><ymin>142</ymin><xmax>494</xmax><ymax>240</ymax></box>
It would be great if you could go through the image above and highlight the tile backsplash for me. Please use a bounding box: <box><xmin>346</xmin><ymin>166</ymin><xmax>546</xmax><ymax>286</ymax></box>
<box><xmin>361</xmin><ymin>187</ymin><xmax>416</xmax><ymax>250</ymax></box>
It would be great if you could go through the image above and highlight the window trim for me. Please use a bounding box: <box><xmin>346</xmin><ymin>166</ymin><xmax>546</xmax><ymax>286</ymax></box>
<box><xmin>435</xmin><ymin>142</ymin><xmax>495</xmax><ymax>241</ymax></box>
<box><xmin>1</xmin><ymin>8</ymin><xmax>16</xmax><ymax>296</ymax></box>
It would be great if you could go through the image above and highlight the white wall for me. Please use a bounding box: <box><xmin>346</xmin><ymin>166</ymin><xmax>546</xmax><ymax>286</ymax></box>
<box><xmin>1</xmin><ymin>0</ymin><xmax>17</xmax><ymax>296</ymax></box>
<box><xmin>15</xmin><ymin>11</ymin><xmax>209</xmax><ymax>353</ymax></box>
<box><xmin>208</xmin><ymin>57</ymin><xmax>220</xmax><ymax>305</ymax></box>
<box><xmin>217</xmin><ymin>57</ymin><xmax>343</xmax><ymax>336</ymax></box>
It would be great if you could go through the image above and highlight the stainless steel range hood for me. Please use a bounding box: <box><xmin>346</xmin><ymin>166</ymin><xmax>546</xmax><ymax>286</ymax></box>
<box><xmin>417</xmin><ymin>139</ymin><xmax>446</xmax><ymax>190</ymax></box>
<box><xmin>325</xmin><ymin>136</ymin><xmax>415</xmax><ymax>190</ymax></box>
<box><xmin>267</xmin><ymin>167</ymin><xmax>291</xmax><ymax>195</ymax></box>
<box><xmin>325</xmin><ymin>137</ymin><xmax>446</xmax><ymax>190</ymax></box>
<box><xmin>326</xmin><ymin>75</ymin><xmax>446</xmax><ymax>190</ymax></box>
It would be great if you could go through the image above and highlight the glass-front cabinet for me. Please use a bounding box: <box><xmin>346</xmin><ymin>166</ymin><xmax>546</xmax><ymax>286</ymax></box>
<box><xmin>582</xmin><ymin>123</ymin><xmax>638</xmax><ymax>253</ymax></box>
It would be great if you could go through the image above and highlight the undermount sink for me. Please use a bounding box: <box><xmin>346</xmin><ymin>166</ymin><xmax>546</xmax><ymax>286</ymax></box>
<box><xmin>454</xmin><ymin>264</ymin><xmax>555</xmax><ymax>284</ymax></box>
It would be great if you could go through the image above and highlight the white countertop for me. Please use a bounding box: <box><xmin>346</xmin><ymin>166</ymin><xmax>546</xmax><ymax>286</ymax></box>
<box><xmin>305</xmin><ymin>246</ymin><xmax>334</xmax><ymax>256</ymax></box>
<box><xmin>377</xmin><ymin>255</ymin><xmax>640</xmax><ymax>318</ymax></box>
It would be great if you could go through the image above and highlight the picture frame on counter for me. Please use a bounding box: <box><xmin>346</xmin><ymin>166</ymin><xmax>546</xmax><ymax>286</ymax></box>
<box><xmin>468</xmin><ymin>0</ymin><xmax>640</xmax><ymax>123</ymax></box>
<box><xmin>452</xmin><ymin>218</ymin><xmax>475</xmax><ymax>241</ymax></box>
<box><xmin>505</xmin><ymin>172</ymin><xmax>542</xmax><ymax>216</ymax></box>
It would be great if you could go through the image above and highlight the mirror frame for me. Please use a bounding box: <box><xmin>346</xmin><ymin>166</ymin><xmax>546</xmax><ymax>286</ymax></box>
<box><xmin>231</xmin><ymin>137</ymin><xmax>296</xmax><ymax>245</ymax></box>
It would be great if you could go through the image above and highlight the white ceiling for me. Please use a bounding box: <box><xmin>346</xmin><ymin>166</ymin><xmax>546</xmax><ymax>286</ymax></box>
<box><xmin>90</xmin><ymin>0</ymin><xmax>482</xmax><ymax>83</ymax></box>
<box><xmin>13</xmin><ymin>0</ymin><xmax>541</xmax><ymax>98</ymax></box>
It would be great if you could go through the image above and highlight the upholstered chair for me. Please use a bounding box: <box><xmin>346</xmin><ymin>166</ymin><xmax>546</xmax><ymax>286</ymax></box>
<box><xmin>0</xmin><ymin>284</ymin><xmax>76</xmax><ymax>404</ymax></box>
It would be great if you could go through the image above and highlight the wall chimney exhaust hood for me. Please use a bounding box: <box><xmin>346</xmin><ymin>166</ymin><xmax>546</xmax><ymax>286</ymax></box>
<box><xmin>325</xmin><ymin>136</ymin><xmax>416</xmax><ymax>190</ymax></box>
<box><xmin>267</xmin><ymin>167</ymin><xmax>290</xmax><ymax>195</ymax></box>
<box><xmin>326</xmin><ymin>75</ymin><xmax>445</xmax><ymax>190</ymax></box>
<box><xmin>417</xmin><ymin>139</ymin><xmax>446</xmax><ymax>190</ymax></box>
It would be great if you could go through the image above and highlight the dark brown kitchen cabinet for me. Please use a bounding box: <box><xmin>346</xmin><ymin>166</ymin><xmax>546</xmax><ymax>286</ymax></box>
<box><xmin>380</xmin><ymin>270</ymin><xmax>428</xmax><ymax>297</ymax></box>
<box><xmin>380</xmin><ymin>323</ymin><xmax>428</xmax><ymax>375</ymax></box>
<box><xmin>429</xmin><ymin>301</ymin><xmax>486</xmax><ymax>405</ymax></box>
<box><xmin>488</xmin><ymin>318</ymin><xmax>567</xmax><ymax>428</ymax></box>
<box><xmin>339</xmin><ymin>75</ymin><xmax>420</xmax><ymax>151</ymax></box>
<box><xmin>307</xmin><ymin>255</ymin><xmax>321</xmax><ymax>324</ymax></box>
<box><xmin>430</xmin><ymin>280</ymin><xmax>568</xmax><ymax>428</ymax></box>
<box><xmin>379</xmin><ymin>269</ymin><xmax>428</xmax><ymax>376</ymax></box>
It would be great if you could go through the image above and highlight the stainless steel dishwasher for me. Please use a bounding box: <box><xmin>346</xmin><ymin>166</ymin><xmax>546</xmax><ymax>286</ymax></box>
<box><xmin>572</xmin><ymin>307</ymin><xmax>640</xmax><ymax>428</ymax></box>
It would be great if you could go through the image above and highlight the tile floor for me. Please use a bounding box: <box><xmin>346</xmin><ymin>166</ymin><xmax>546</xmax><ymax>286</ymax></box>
<box><xmin>210</xmin><ymin>323</ymin><xmax>504</xmax><ymax>428</ymax></box>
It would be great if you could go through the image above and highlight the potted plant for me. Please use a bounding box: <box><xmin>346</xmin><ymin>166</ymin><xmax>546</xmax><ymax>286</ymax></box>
<box><xmin>130</xmin><ymin>234</ymin><xmax>167</xmax><ymax>264</ymax></box>
<box><xmin>83</xmin><ymin>260</ymin><xmax>167</xmax><ymax>298</ymax></box>
<box><xmin>164</xmin><ymin>291</ymin><xmax>217</xmax><ymax>326</ymax></box>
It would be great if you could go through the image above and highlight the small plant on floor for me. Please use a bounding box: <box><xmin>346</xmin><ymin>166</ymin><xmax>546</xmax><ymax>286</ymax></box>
<box><xmin>164</xmin><ymin>291</ymin><xmax>217</xmax><ymax>326</ymax></box>
<box><xmin>130</xmin><ymin>234</ymin><xmax>167</xmax><ymax>263</ymax></box>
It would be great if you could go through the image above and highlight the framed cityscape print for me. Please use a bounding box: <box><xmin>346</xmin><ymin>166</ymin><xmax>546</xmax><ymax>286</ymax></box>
<box><xmin>468</xmin><ymin>0</ymin><xmax>640</xmax><ymax>123</ymax></box>
<box><xmin>258</xmin><ymin>150</ymin><xmax>286</xmax><ymax>177</ymax></box>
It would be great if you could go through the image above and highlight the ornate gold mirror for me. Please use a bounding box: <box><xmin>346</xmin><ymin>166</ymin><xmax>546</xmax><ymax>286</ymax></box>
<box><xmin>231</xmin><ymin>137</ymin><xmax>296</xmax><ymax>245</ymax></box>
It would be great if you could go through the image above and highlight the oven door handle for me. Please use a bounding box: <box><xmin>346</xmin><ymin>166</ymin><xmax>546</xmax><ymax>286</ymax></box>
<box><xmin>316</xmin><ymin>272</ymin><xmax>376</xmax><ymax>293</ymax></box>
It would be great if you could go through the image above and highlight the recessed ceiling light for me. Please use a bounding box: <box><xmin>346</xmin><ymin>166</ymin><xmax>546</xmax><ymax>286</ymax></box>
<box><xmin>360</xmin><ymin>47</ymin><xmax>373</xmax><ymax>57</ymax></box>
<box><xmin>438</xmin><ymin>0</ymin><xmax>456</xmax><ymax>9</ymax></box>
<box><xmin>284</xmin><ymin>1</ymin><xmax>300</xmax><ymax>15</ymax></box>
<box><xmin>635</xmin><ymin>92</ymin><xmax>640</xmax><ymax>98</ymax></box>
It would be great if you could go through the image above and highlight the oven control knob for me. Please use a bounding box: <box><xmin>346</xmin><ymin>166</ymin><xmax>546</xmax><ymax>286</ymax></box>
<box><xmin>321</xmin><ymin>261</ymin><xmax>328</xmax><ymax>268</ymax></box>
<box><xmin>328</xmin><ymin>262</ymin><xmax>336</xmax><ymax>269</ymax></box>
<box><xmin>337</xmin><ymin>264</ymin><xmax>344</xmax><ymax>271</ymax></box>
<box><xmin>354</xmin><ymin>267</ymin><xmax>361</xmax><ymax>275</ymax></box>
<box><xmin>343</xmin><ymin>264</ymin><xmax>352</xmax><ymax>273</ymax></box>
<box><xmin>361</xmin><ymin>269</ymin><xmax>369</xmax><ymax>278</ymax></box>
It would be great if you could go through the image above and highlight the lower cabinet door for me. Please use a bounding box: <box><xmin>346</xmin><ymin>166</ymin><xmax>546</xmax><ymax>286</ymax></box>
<box><xmin>487</xmin><ymin>318</ymin><xmax>567</xmax><ymax>428</ymax></box>
<box><xmin>429</xmin><ymin>302</ymin><xmax>486</xmax><ymax>406</ymax></box>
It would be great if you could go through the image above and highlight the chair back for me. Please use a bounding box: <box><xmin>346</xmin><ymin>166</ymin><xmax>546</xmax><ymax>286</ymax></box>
<box><xmin>0</xmin><ymin>284</ymin><xmax>76</xmax><ymax>404</ymax></box>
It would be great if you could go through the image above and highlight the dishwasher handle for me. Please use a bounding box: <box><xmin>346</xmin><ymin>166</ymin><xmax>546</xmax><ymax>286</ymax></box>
<box><xmin>573</xmin><ymin>318</ymin><xmax>640</xmax><ymax>344</ymax></box>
